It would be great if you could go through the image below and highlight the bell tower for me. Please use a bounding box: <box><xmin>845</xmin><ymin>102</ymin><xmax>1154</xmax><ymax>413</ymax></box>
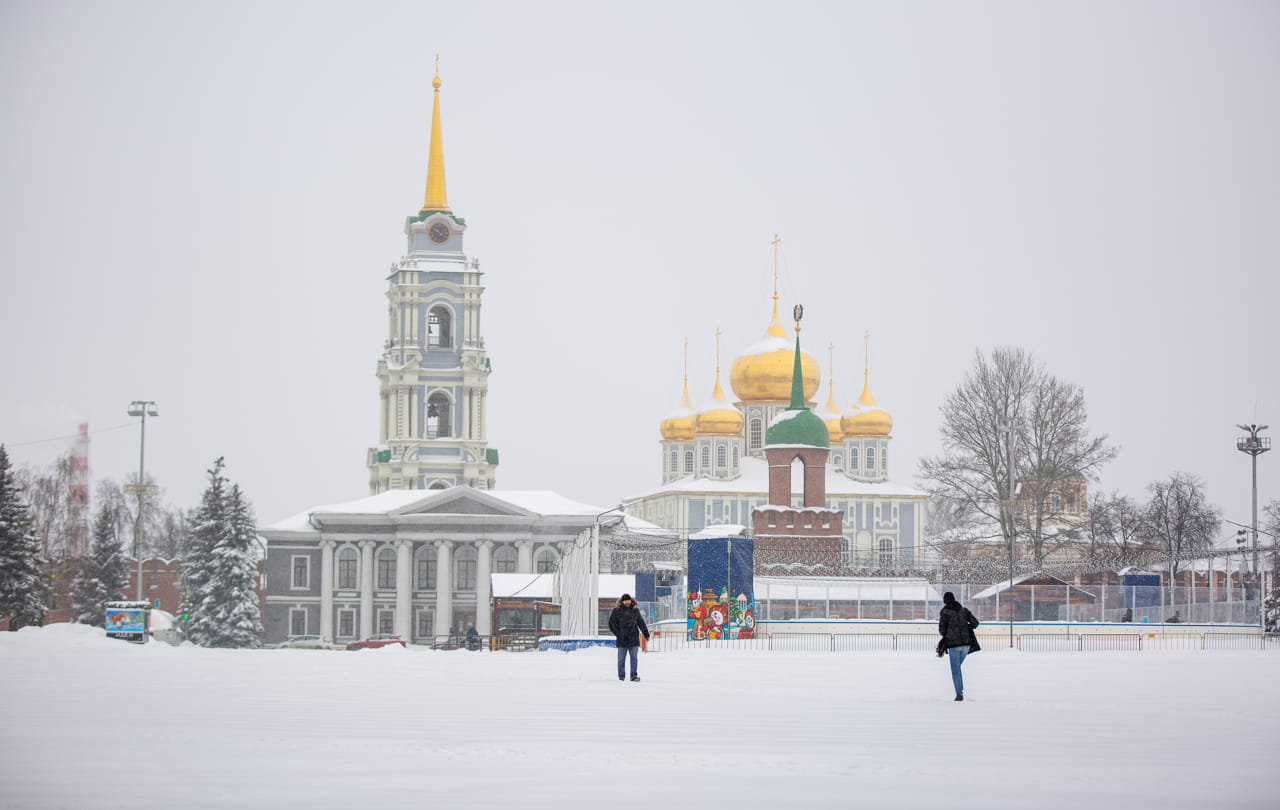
<box><xmin>368</xmin><ymin>68</ymin><xmax>498</xmax><ymax>493</ymax></box>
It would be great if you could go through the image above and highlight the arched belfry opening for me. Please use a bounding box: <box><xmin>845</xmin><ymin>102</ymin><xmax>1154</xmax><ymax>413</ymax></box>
<box><xmin>427</xmin><ymin>306</ymin><xmax>452</xmax><ymax>349</ymax></box>
<box><xmin>427</xmin><ymin>392</ymin><xmax>452</xmax><ymax>438</ymax></box>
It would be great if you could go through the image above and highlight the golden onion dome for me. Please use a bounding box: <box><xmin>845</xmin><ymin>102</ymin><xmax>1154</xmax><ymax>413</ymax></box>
<box><xmin>841</xmin><ymin>376</ymin><xmax>893</xmax><ymax>437</ymax></box>
<box><xmin>694</xmin><ymin>373</ymin><xmax>744</xmax><ymax>435</ymax></box>
<box><xmin>659</xmin><ymin>378</ymin><xmax>696</xmax><ymax>441</ymax></box>
<box><xmin>729</xmin><ymin>300</ymin><xmax>820</xmax><ymax>402</ymax></box>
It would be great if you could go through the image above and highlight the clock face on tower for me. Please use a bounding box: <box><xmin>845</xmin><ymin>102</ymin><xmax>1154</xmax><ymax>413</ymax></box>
<box><xmin>428</xmin><ymin>221</ymin><xmax>451</xmax><ymax>244</ymax></box>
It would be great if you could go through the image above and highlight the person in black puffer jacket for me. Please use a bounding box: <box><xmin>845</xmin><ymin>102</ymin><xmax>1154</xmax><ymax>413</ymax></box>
<box><xmin>608</xmin><ymin>593</ymin><xmax>650</xmax><ymax>682</ymax></box>
<box><xmin>937</xmin><ymin>591</ymin><xmax>980</xmax><ymax>701</ymax></box>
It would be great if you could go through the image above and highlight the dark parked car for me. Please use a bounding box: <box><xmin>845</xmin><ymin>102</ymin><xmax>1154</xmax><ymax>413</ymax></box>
<box><xmin>346</xmin><ymin>634</ymin><xmax>407</xmax><ymax>651</ymax></box>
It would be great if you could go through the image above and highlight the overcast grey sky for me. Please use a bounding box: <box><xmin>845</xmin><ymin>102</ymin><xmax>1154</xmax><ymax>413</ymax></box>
<box><xmin>2</xmin><ymin>1</ymin><xmax>1277</xmax><ymax>538</ymax></box>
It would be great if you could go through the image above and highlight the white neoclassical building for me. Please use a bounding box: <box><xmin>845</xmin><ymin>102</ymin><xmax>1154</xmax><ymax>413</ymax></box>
<box><xmin>260</xmin><ymin>487</ymin><xmax>636</xmax><ymax>645</ymax></box>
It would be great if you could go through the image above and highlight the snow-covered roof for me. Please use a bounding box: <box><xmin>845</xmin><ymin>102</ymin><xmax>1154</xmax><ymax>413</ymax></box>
<box><xmin>624</xmin><ymin>456</ymin><xmax>927</xmax><ymax>501</ymax></box>
<box><xmin>490</xmin><ymin>573</ymin><xmax>636</xmax><ymax>599</ymax></box>
<box><xmin>754</xmin><ymin>576</ymin><xmax>942</xmax><ymax>602</ymax></box>
<box><xmin>690</xmin><ymin>524</ymin><xmax>748</xmax><ymax>539</ymax></box>
<box><xmin>264</xmin><ymin>487</ymin><xmax>665</xmax><ymax>533</ymax></box>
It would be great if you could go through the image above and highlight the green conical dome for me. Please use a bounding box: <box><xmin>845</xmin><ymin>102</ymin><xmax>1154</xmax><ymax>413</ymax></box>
<box><xmin>764</xmin><ymin>333</ymin><xmax>830</xmax><ymax>449</ymax></box>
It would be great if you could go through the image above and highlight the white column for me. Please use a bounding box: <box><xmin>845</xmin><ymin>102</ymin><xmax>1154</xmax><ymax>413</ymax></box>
<box><xmin>476</xmin><ymin>540</ymin><xmax>493</xmax><ymax>636</ymax></box>
<box><xmin>360</xmin><ymin>541</ymin><xmax>375</xmax><ymax>639</ymax></box>
<box><xmin>516</xmin><ymin>539</ymin><xmax>534</xmax><ymax>574</ymax></box>
<box><xmin>395</xmin><ymin>540</ymin><xmax>413</xmax><ymax>640</ymax></box>
<box><xmin>319</xmin><ymin>540</ymin><xmax>335</xmax><ymax>640</ymax></box>
<box><xmin>435</xmin><ymin>540</ymin><xmax>454</xmax><ymax>638</ymax></box>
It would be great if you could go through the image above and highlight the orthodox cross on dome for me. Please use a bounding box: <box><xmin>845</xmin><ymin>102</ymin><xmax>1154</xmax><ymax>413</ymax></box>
<box><xmin>864</xmin><ymin>329</ymin><xmax>871</xmax><ymax>381</ymax></box>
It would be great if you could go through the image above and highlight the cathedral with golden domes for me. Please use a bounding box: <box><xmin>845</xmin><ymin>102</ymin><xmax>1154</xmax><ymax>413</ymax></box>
<box><xmin>623</xmin><ymin>271</ymin><xmax>929</xmax><ymax>573</ymax></box>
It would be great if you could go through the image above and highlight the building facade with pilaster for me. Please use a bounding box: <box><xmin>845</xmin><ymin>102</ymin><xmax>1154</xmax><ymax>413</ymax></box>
<box><xmin>260</xmin><ymin>487</ymin><xmax>611</xmax><ymax>644</ymax></box>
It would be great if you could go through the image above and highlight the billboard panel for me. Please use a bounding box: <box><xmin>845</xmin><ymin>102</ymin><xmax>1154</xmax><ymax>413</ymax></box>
<box><xmin>686</xmin><ymin>536</ymin><xmax>755</xmax><ymax>640</ymax></box>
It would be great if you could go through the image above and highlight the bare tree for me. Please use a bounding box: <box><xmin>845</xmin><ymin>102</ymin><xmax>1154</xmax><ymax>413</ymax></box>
<box><xmin>16</xmin><ymin>453</ymin><xmax>73</xmax><ymax>562</ymax></box>
<box><xmin>1085</xmin><ymin>491</ymin><xmax>1151</xmax><ymax>566</ymax></box>
<box><xmin>919</xmin><ymin>346</ymin><xmax>1116</xmax><ymax>568</ymax></box>
<box><xmin>1143</xmin><ymin>472</ymin><xmax>1221</xmax><ymax>581</ymax></box>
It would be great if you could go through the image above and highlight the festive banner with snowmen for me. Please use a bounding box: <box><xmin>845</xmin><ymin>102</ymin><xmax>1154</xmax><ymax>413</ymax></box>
<box><xmin>686</xmin><ymin>534</ymin><xmax>755</xmax><ymax>640</ymax></box>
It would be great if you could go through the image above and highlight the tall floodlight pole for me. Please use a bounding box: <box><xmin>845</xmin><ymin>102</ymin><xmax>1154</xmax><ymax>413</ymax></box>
<box><xmin>999</xmin><ymin>418</ymin><xmax>1016</xmax><ymax>647</ymax></box>
<box><xmin>126</xmin><ymin>401</ymin><xmax>158</xmax><ymax>601</ymax></box>
<box><xmin>1236</xmin><ymin>424</ymin><xmax>1270</xmax><ymax>629</ymax></box>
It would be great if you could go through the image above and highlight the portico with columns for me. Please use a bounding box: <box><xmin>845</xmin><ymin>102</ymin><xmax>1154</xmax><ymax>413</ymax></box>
<box><xmin>261</xmin><ymin>486</ymin><xmax>620</xmax><ymax>645</ymax></box>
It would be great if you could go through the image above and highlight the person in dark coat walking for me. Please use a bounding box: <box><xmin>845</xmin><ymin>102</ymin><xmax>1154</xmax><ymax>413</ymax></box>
<box><xmin>937</xmin><ymin>591</ymin><xmax>980</xmax><ymax>701</ymax></box>
<box><xmin>608</xmin><ymin>593</ymin><xmax>650</xmax><ymax>681</ymax></box>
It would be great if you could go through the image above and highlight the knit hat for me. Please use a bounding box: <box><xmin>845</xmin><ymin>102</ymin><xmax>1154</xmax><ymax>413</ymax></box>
<box><xmin>621</xmin><ymin>593</ymin><xmax>633</xmax><ymax>601</ymax></box>
<box><xmin>943</xmin><ymin>591</ymin><xmax>956</xmax><ymax>605</ymax></box>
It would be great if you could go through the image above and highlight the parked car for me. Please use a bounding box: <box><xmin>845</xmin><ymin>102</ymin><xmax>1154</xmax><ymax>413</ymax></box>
<box><xmin>278</xmin><ymin>634</ymin><xmax>332</xmax><ymax>650</ymax></box>
<box><xmin>346</xmin><ymin>634</ymin><xmax>407</xmax><ymax>651</ymax></box>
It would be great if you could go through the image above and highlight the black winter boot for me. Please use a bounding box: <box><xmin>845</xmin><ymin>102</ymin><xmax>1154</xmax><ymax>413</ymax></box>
<box><xmin>954</xmin><ymin>693</ymin><xmax>964</xmax><ymax>701</ymax></box>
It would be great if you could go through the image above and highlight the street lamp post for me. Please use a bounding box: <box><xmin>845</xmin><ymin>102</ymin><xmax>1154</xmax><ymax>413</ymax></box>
<box><xmin>999</xmin><ymin>418</ymin><xmax>1016</xmax><ymax>647</ymax></box>
<box><xmin>126</xmin><ymin>401</ymin><xmax>158</xmax><ymax>602</ymax></box>
<box><xmin>1235</xmin><ymin>424</ymin><xmax>1270</xmax><ymax>629</ymax></box>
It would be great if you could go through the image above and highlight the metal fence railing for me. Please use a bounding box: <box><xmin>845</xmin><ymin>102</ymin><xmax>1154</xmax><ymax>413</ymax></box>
<box><xmin>414</xmin><ymin>630</ymin><xmax>1280</xmax><ymax>653</ymax></box>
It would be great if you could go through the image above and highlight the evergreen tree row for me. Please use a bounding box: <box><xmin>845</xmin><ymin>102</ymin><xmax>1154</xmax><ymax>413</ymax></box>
<box><xmin>181</xmin><ymin>457</ymin><xmax>263</xmax><ymax>648</ymax></box>
<box><xmin>0</xmin><ymin>445</ymin><xmax>46</xmax><ymax>630</ymax></box>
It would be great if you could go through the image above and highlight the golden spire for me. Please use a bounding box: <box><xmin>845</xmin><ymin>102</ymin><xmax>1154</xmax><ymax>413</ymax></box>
<box><xmin>859</xmin><ymin>329</ymin><xmax>877</xmax><ymax>406</ymax></box>
<box><xmin>826</xmin><ymin>342</ymin><xmax>839</xmax><ymax>411</ymax></box>
<box><xmin>766</xmin><ymin>234</ymin><xmax>785</xmax><ymax>338</ymax></box>
<box><xmin>712</xmin><ymin>328</ymin><xmax>726</xmax><ymax>398</ymax></box>
<box><xmin>680</xmin><ymin>337</ymin><xmax>691</xmax><ymax>406</ymax></box>
<box><xmin>421</xmin><ymin>56</ymin><xmax>451</xmax><ymax>214</ymax></box>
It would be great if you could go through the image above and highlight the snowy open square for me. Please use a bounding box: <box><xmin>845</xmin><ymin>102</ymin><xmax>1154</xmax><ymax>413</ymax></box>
<box><xmin>1</xmin><ymin>625</ymin><xmax>1276</xmax><ymax>810</ymax></box>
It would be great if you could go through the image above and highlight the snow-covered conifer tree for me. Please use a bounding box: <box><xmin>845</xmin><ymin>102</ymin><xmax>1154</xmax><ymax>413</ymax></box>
<box><xmin>0</xmin><ymin>445</ymin><xmax>46</xmax><ymax>630</ymax></box>
<box><xmin>70</xmin><ymin>503</ymin><xmax>128</xmax><ymax>626</ymax></box>
<box><xmin>183</xmin><ymin>458</ymin><xmax>262</xmax><ymax>647</ymax></box>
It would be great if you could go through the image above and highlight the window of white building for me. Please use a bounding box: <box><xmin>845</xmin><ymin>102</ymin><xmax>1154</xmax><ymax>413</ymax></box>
<box><xmin>337</xmin><ymin>548</ymin><xmax>358</xmax><ymax>589</ymax></box>
<box><xmin>376</xmin><ymin>548</ymin><xmax>396</xmax><ymax>590</ymax></box>
<box><xmin>291</xmin><ymin>555</ymin><xmax>309</xmax><ymax>589</ymax></box>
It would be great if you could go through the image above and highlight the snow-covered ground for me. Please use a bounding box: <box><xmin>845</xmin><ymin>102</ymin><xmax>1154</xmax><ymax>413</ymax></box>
<box><xmin>1</xmin><ymin>624</ymin><xmax>1276</xmax><ymax>810</ymax></box>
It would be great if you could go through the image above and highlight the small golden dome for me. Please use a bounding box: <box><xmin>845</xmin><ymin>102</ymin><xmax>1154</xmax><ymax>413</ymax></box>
<box><xmin>660</xmin><ymin>379</ymin><xmax>695</xmax><ymax>441</ymax></box>
<box><xmin>818</xmin><ymin>390</ymin><xmax>844</xmax><ymax>443</ymax></box>
<box><xmin>695</xmin><ymin>374</ymin><xmax>744</xmax><ymax>435</ymax></box>
<box><xmin>841</xmin><ymin>378</ymin><xmax>893</xmax><ymax>436</ymax></box>
<box><xmin>730</xmin><ymin>306</ymin><xmax>819</xmax><ymax>402</ymax></box>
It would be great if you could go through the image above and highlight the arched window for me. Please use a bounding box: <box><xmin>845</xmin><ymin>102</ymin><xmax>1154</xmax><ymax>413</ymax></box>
<box><xmin>1049</xmin><ymin>492</ymin><xmax>1062</xmax><ymax>512</ymax></box>
<box><xmin>427</xmin><ymin>392</ymin><xmax>452</xmax><ymax>438</ymax></box>
<box><xmin>684</xmin><ymin>451</ymin><xmax>693</xmax><ymax>474</ymax></box>
<box><xmin>700</xmin><ymin>446</ymin><xmax>710</xmax><ymax>470</ymax></box>
<box><xmin>849</xmin><ymin>447</ymin><xmax>860</xmax><ymax>471</ymax></box>
<box><xmin>535</xmin><ymin>548</ymin><xmax>558</xmax><ymax>573</ymax></box>
<box><xmin>749</xmin><ymin>418</ymin><xmax>763</xmax><ymax>450</ymax></box>
<box><xmin>880</xmin><ymin>447</ymin><xmax>887</xmax><ymax>476</ymax></box>
<box><xmin>669</xmin><ymin>450</ymin><xmax>678</xmax><ymax>474</ymax></box>
<box><xmin>833</xmin><ymin>453</ymin><xmax>842</xmax><ymax>469</ymax></box>
<box><xmin>732</xmin><ymin>444</ymin><xmax>739</xmax><ymax>467</ymax></box>
<box><xmin>716</xmin><ymin>445</ymin><xmax>727</xmax><ymax>468</ymax></box>
<box><xmin>429</xmin><ymin>481</ymin><xmax>448</xmax><ymax>490</ymax></box>
<box><xmin>376</xmin><ymin>548</ymin><xmax>396</xmax><ymax>590</ymax></box>
<box><xmin>865</xmin><ymin>447</ymin><xmax>875</xmax><ymax>472</ymax></box>
<box><xmin>877</xmin><ymin>537</ymin><xmax>895</xmax><ymax>568</ymax></box>
<box><xmin>427</xmin><ymin>306</ymin><xmax>452</xmax><ymax>349</ymax></box>
<box><xmin>455</xmin><ymin>545</ymin><xmax>477</xmax><ymax>590</ymax></box>
<box><xmin>416</xmin><ymin>555</ymin><xmax>437</xmax><ymax>590</ymax></box>
<box><xmin>337</xmin><ymin>547</ymin><xmax>358</xmax><ymax>589</ymax></box>
<box><xmin>494</xmin><ymin>545</ymin><xmax>518</xmax><ymax>573</ymax></box>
